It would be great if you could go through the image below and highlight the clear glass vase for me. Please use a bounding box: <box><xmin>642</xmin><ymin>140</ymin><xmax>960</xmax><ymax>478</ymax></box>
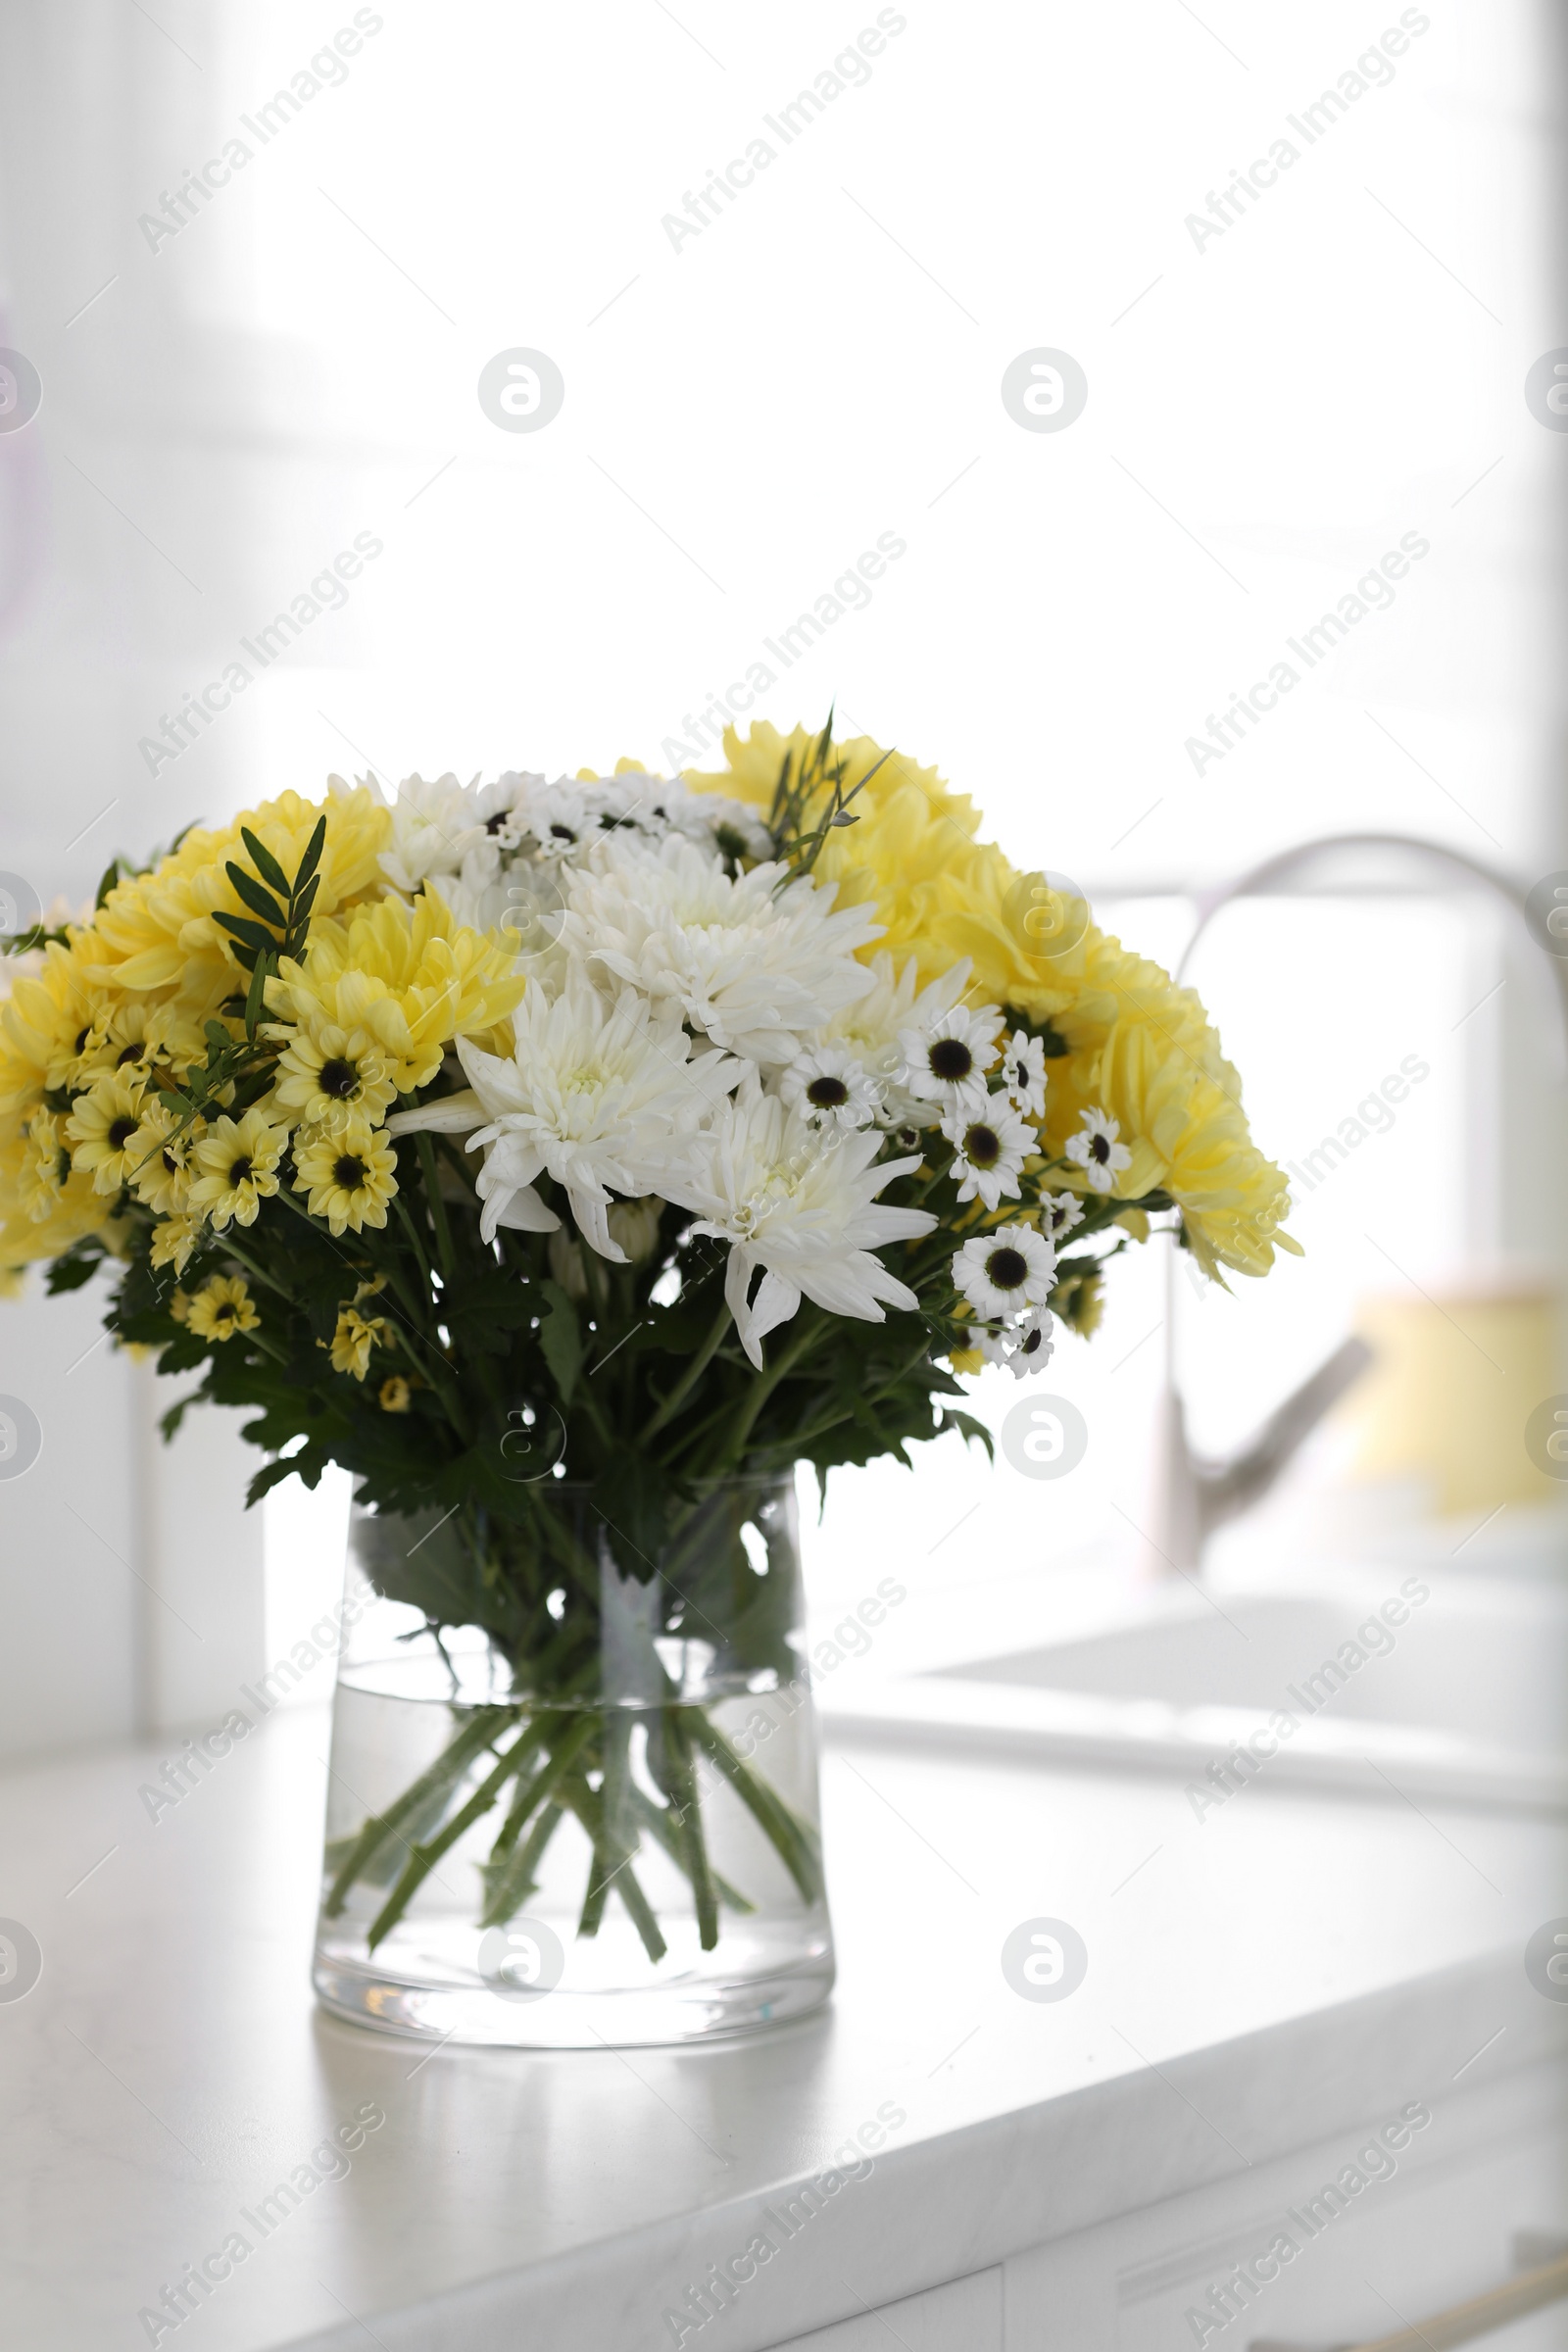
<box><xmin>312</xmin><ymin>1470</ymin><xmax>835</xmax><ymax>2047</ymax></box>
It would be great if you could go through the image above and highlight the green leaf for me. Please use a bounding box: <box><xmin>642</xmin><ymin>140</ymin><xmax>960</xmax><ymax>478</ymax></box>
<box><xmin>938</xmin><ymin>1408</ymin><xmax>994</xmax><ymax>1459</ymax></box>
<box><xmin>159</xmin><ymin>1386</ymin><xmax>206</xmax><ymax>1443</ymax></box>
<box><xmin>239</xmin><ymin>826</ymin><xmax>291</xmax><ymax>897</ymax></box>
<box><xmin>243</xmin><ymin>952</ymin><xmax>270</xmax><ymax>1040</ymax></box>
<box><xmin>94</xmin><ymin>859</ymin><xmax>122</xmax><ymax>910</ymax></box>
<box><xmin>224</xmin><ymin>862</ymin><xmax>288</xmax><ymax>930</ymax></box>
<box><xmin>539</xmin><ymin>1279</ymin><xmax>582</xmax><ymax>1405</ymax></box>
<box><xmin>292</xmin><ymin>814</ymin><xmax>327</xmax><ymax>897</ymax></box>
<box><xmin>44</xmin><ymin>1250</ymin><xmax>102</xmax><ymax>1295</ymax></box>
<box><xmin>212</xmin><ymin>910</ymin><xmax>276</xmax><ymax>963</ymax></box>
<box><xmin>244</xmin><ymin>1453</ymin><xmax>306</xmax><ymax>1506</ymax></box>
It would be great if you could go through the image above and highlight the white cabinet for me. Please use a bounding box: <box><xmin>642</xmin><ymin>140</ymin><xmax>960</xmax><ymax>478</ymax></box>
<box><xmin>1002</xmin><ymin>2059</ymin><xmax>1568</xmax><ymax>2350</ymax></box>
<box><xmin>765</xmin><ymin>2266</ymin><xmax>1003</xmax><ymax>2351</ymax></box>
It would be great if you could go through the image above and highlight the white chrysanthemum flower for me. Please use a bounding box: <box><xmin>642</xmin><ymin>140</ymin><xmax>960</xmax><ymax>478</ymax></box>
<box><xmin>662</xmin><ymin>1096</ymin><xmax>937</xmax><ymax>1369</ymax></box>
<box><xmin>1000</xmin><ymin>1028</ymin><xmax>1049</xmax><ymax>1120</ymax></box>
<box><xmin>380</xmin><ymin>773</ymin><xmax>481</xmax><ymax>896</ymax></box>
<box><xmin>821</xmin><ymin>952</ymin><xmax>970</xmax><ymax>1127</ymax></box>
<box><xmin>560</xmin><ymin>835</ymin><xmax>879</xmax><ymax>1064</ymax></box>
<box><xmin>941</xmin><ymin>1092</ymin><xmax>1034</xmax><ymax>1210</ymax></box>
<box><xmin>778</xmin><ymin>1044</ymin><xmax>885</xmax><ymax>1132</ymax></box>
<box><xmin>898</xmin><ymin>999</ymin><xmax>1004</xmax><ymax>1121</ymax></box>
<box><xmin>1064</xmin><ymin>1107</ymin><xmax>1133</xmax><ymax>1195</ymax></box>
<box><xmin>1039</xmin><ymin>1190</ymin><xmax>1085</xmax><ymax>1243</ymax></box>
<box><xmin>953</xmin><ymin>1224</ymin><xmax>1055</xmax><ymax>1320</ymax></box>
<box><xmin>387</xmin><ymin>978</ymin><xmax>738</xmax><ymax>1259</ymax></box>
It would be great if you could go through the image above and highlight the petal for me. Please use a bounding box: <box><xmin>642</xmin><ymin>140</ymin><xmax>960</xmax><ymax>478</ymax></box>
<box><xmin>568</xmin><ymin>1187</ymin><xmax>626</xmax><ymax>1263</ymax></box>
<box><xmin>385</xmin><ymin>1088</ymin><xmax>486</xmax><ymax>1136</ymax></box>
<box><xmin>723</xmin><ymin>1246</ymin><xmax>765</xmax><ymax>1370</ymax></box>
<box><xmin>749</xmin><ymin>1268</ymin><xmax>802</xmax><ymax>1348</ymax></box>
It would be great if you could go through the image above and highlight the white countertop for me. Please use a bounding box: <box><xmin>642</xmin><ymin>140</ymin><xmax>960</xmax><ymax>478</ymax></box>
<box><xmin>2</xmin><ymin>1699</ymin><xmax>1565</xmax><ymax>2352</ymax></box>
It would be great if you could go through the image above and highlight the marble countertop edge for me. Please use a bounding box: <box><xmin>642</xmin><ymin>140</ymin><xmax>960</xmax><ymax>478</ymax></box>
<box><xmin>271</xmin><ymin>1944</ymin><xmax>1568</xmax><ymax>2352</ymax></box>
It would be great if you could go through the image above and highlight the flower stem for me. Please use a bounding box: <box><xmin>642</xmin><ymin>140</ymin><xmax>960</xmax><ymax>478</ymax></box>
<box><xmin>323</xmin><ymin>1704</ymin><xmax>514</xmax><ymax>1918</ymax></box>
<box><xmin>657</xmin><ymin>1706</ymin><xmax>719</xmax><ymax>1950</ymax></box>
<box><xmin>480</xmin><ymin>1798</ymin><xmax>564</xmax><ymax>1929</ymax></box>
<box><xmin>682</xmin><ymin>1709</ymin><xmax>821</xmax><ymax>1904</ymax></box>
<box><xmin>469</xmin><ymin>1712</ymin><xmax>600</xmax><ymax>1930</ymax></box>
<box><xmin>713</xmin><ymin>1310</ymin><xmax>822</xmax><ymax>1472</ymax></box>
<box><xmin>367</xmin><ymin>1729</ymin><xmax>537</xmax><ymax>1951</ymax></box>
<box><xmin>638</xmin><ymin>1295</ymin><xmax>731</xmax><ymax>1442</ymax></box>
<box><xmin>415</xmin><ymin>1133</ymin><xmax>458</xmax><ymax>1281</ymax></box>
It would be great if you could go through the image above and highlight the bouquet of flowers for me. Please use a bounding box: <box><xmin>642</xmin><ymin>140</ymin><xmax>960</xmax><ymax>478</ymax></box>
<box><xmin>0</xmin><ymin>720</ymin><xmax>1295</xmax><ymax>2023</ymax></box>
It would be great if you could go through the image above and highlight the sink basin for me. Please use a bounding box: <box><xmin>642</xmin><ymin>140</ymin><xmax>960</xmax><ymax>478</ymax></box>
<box><xmin>820</xmin><ymin>1573</ymin><xmax>1568</xmax><ymax>1814</ymax></box>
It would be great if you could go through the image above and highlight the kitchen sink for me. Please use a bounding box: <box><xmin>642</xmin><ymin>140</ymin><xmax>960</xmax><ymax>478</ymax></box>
<box><xmin>820</xmin><ymin>1571</ymin><xmax>1568</xmax><ymax>1813</ymax></box>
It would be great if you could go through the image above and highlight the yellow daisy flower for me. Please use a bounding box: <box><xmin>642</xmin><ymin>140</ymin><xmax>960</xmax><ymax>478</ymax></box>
<box><xmin>125</xmin><ymin>1098</ymin><xmax>197</xmax><ymax>1217</ymax></box>
<box><xmin>325</xmin><ymin>1303</ymin><xmax>392</xmax><ymax>1380</ymax></box>
<box><xmin>67</xmin><ymin>1069</ymin><xmax>149</xmax><ymax>1194</ymax></box>
<box><xmin>185</xmin><ymin>1274</ymin><xmax>259</xmax><ymax>1341</ymax></box>
<box><xmin>293</xmin><ymin>1117</ymin><xmax>398</xmax><ymax>1237</ymax></box>
<box><xmin>272</xmin><ymin>1022</ymin><xmax>397</xmax><ymax>1134</ymax></box>
<box><xmin>378</xmin><ymin>1375</ymin><xmax>411</xmax><ymax>1412</ymax></box>
<box><xmin>151</xmin><ymin>1216</ymin><xmax>200</xmax><ymax>1276</ymax></box>
<box><xmin>188</xmin><ymin>1109</ymin><xmax>284</xmax><ymax>1230</ymax></box>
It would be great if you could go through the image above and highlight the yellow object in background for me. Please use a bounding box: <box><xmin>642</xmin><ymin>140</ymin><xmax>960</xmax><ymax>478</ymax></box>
<box><xmin>1349</xmin><ymin>1284</ymin><xmax>1564</xmax><ymax>1518</ymax></box>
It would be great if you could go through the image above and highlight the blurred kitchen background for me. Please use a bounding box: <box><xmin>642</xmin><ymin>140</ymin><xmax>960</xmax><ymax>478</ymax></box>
<box><xmin>0</xmin><ymin>0</ymin><xmax>1563</xmax><ymax>1773</ymax></box>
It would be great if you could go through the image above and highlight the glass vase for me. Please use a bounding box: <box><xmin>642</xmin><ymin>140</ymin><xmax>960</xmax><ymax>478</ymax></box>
<box><xmin>311</xmin><ymin>1470</ymin><xmax>835</xmax><ymax>2047</ymax></box>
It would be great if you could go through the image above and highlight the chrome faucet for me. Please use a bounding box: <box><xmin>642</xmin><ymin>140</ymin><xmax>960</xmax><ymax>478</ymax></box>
<box><xmin>1148</xmin><ymin>829</ymin><xmax>1568</xmax><ymax>1577</ymax></box>
<box><xmin>1148</xmin><ymin>1336</ymin><xmax>1373</xmax><ymax>1576</ymax></box>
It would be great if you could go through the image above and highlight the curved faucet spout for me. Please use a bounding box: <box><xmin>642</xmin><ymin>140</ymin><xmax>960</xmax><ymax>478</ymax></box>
<box><xmin>1150</xmin><ymin>1336</ymin><xmax>1374</xmax><ymax>1577</ymax></box>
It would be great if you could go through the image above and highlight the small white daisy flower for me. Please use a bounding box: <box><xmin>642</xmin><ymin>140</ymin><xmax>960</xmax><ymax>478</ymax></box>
<box><xmin>952</xmin><ymin>1224</ymin><xmax>1055</xmax><ymax>1320</ymax></box>
<box><xmin>999</xmin><ymin>1305</ymin><xmax>1054</xmax><ymax>1379</ymax></box>
<box><xmin>1064</xmin><ymin>1107</ymin><xmax>1132</xmax><ymax>1196</ymax></box>
<box><xmin>973</xmin><ymin>1320</ymin><xmax>1010</xmax><ymax>1369</ymax></box>
<box><xmin>1039</xmin><ymin>1189</ymin><xmax>1085</xmax><ymax>1243</ymax></box>
<box><xmin>941</xmin><ymin>1092</ymin><xmax>1033</xmax><ymax>1211</ymax></box>
<box><xmin>1000</xmin><ymin>1029</ymin><xmax>1049</xmax><ymax>1120</ymax></box>
<box><xmin>778</xmin><ymin>1045</ymin><xmax>885</xmax><ymax>1131</ymax></box>
<box><xmin>898</xmin><ymin>1001</ymin><xmax>1004</xmax><ymax>1119</ymax></box>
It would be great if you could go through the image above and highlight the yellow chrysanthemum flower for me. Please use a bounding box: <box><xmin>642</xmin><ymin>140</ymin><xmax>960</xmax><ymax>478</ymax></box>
<box><xmin>691</xmin><ymin>723</ymin><xmax>1298</xmax><ymax>1283</ymax></box>
<box><xmin>272</xmin><ymin>1022</ymin><xmax>397</xmax><ymax>1134</ymax></box>
<box><xmin>67</xmin><ymin>1069</ymin><xmax>150</xmax><ymax>1195</ymax></box>
<box><xmin>188</xmin><ymin>1109</ymin><xmax>284</xmax><ymax>1231</ymax></box>
<box><xmin>326</xmin><ymin>1302</ymin><xmax>392</xmax><ymax>1380</ymax></box>
<box><xmin>269</xmin><ymin>891</ymin><xmax>524</xmax><ymax>1095</ymax></box>
<box><xmin>293</xmin><ymin>1116</ymin><xmax>398</xmax><ymax>1236</ymax></box>
<box><xmin>0</xmin><ymin>945</ymin><xmax>106</xmax><ymax>1113</ymax></box>
<box><xmin>185</xmin><ymin>1273</ymin><xmax>259</xmax><ymax>1341</ymax></box>
<box><xmin>86</xmin><ymin>782</ymin><xmax>389</xmax><ymax>1008</ymax></box>
<box><xmin>17</xmin><ymin>1108</ymin><xmax>69</xmax><ymax>1222</ymax></box>
<box><xmin>151</xmin><ymin>1216</ymin><xmax>201</xmax><ymax>1275</ymax></box>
